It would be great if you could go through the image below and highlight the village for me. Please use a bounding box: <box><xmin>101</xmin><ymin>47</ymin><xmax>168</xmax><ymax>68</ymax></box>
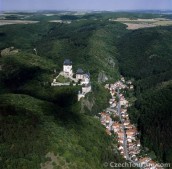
<box><xmin>51</xmin><ymin>59</ymin><xmax>163</xmax><ymax>168</ymax></box>
<box><xmin>100</xmin><ymin>78</ymin><xmax>163</xmax><ymax>169</ymax></box>
<box><xmin>51</xmin><ymin>59</ymin><xmax>92</xmax><ymax>101</ymax></box>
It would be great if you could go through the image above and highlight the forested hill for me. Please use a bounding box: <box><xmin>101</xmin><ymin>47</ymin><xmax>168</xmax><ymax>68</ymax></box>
<box><xmin>0</xmin><ymin>14</ymin><xmax>130</xmax><ymax>169</ymax></box>
<box><xmin>117</xmin><ymin>26</ymin><xmax>172</xmax><ymax>163</ymax></box>
<box><xmin>1</xmin><ymin>11</ymin><xmax>172</xmax><ymax>169</ymax></box>
<box><xmin>117</xmin><ymin>27</ymin><xmax>172</xmax><ymax>81</ymax></box>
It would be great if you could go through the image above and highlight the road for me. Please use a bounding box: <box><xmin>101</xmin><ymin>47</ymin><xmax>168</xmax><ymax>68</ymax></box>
<box><xmin>116</xmin><ymin>88</ymin><xmax>129</xmax><ymax>159</ymax></box>
<box><xmin>116</xmin><ymin>88</ymin><xmax>144</xmax><ymax>168</ymax></box>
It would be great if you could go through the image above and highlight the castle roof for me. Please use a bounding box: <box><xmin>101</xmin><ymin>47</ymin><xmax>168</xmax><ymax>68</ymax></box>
<box><xmin>64</xmin><ymin>59</ymin><xmax>72</xmax><ymax>65</ymax></box>
<box><xmin>85</xmin><ymin>72</ymin><xmax>90</xmax><ymax>78</ymax></box>
<box><xmin>76</xmin><ymin>68</ymin><xmax>84</xmax><ymax>74</ymax></box>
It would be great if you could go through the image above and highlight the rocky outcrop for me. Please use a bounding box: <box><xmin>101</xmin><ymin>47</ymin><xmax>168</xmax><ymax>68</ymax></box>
<box><xmin>98</xmin><ymin>71</ymin><xmax>108</xmax><ymax>83</ymax></box>
<box><xmin>107</xmin><ymin>57</ymin><xmax>116</xmax><ymax>68</ymax></box>
<box><xmin>80</xmin><ymin>96</ymin><xmax>95</xmax><ymax>113</ymax></box>
<box><xmin>1</xmin><ymin>47</ymin><xmax>19</xmax><ymax>57</ymax></box>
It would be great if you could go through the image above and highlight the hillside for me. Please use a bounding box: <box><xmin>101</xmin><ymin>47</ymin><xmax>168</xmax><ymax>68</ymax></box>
<box><xmin>1</xmin><ymin>11</ymin><xmax>172</xmax><ymax>168</ymax></box>
<box><xmin>0</xmin><ymin>16</ymin><xmax>129</xmax><ymax>113</ymax></box>
<box><xmin>0</xmin><ymin>93</ymin><xmax>121</xmax><ymax>169</ymax></box>
<box><xmin>136</xmin><ymin>83</ymin><xmax>172</xmax><ymax>163</ymax></box>
<box><xmin>0</xmin><ymin>13</ymin><xmax>130</xmax><ymax>169</ymax></box>
<box><xmin>117</xmin><ymin>26</ymin><xmax>172</xmax><ymax>163</ymax></box>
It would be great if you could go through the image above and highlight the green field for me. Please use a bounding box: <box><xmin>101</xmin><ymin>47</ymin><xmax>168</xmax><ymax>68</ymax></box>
<box><xmin>110</xmin><ymin>17</ymin><xmax>172</xmax><ymax>30</ymax></box>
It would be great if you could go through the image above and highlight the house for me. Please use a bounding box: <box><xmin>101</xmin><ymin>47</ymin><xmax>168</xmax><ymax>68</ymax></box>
<box><xmin>125</xmin><ymin>124</ymin><xmax>133</xmax><ymax>129</ymax></box>
<box><xmin>124</xmin><ymin>120</ymin><xmax>130</xmax><ymax>126</ymax></box>
<box><xmin>126</xmin><ymin>128</ymin><xmax>137</xmax><ymax>139</ymax></box>
<box><xmin>121</xmin><ymin>109</ymin><xmax>127</xmax><ymax>113</ymax></box>
<box><xmin>117</xmin><ymin>132</ymin><xmax>125</xmax><ymax>139</ymax></box>
<box><xmin>136</xmin><ymin>140</ymin><xmax>141</xmax><ymax>147</ymax></box>
<box><xmin>139</xmin><ymin>157</ymin><xmax>151</xmax><ymax>167</ymax></box>
<box><xmin>109</xmin><ymin>98</ymin><xmax>115</xmax><ymax>104</ymax></box>
<box><xmin>118</xmin><ymin>138</ymin><xmax>124</xmax><ymax>144</ymax></box>
<box><xmin>105</xmin><ymin>115</ymin><xmax>111</xmax><ymax>124</ymax></box>
<box><xmin>118</xmin><ymin>146</ymin><xmax>124</xmax><ymax>151</ymax></box>
<box><xmin>127</xmin><ymin>80</ymin><xmax>132</xmax><ymax>85</ymax></box>
<box><xmin>106</xmin><ymin>129</ymin><xmax>112</xmax><ymax>136</ymax></box>
<box><xmin>100</xmin><ymin>112</ymin><xmax>107</xmax><ymax>118</ymax></box>
<box><xmin>105</xmin><ymin>84</ymin><xmax>110</xmax><ymax>89</ymax></box>
<box><xmin>130</xmin><ymin>85</ymin><xmax>134</xmax><ymax>89</ymax></box>
<box><xmin>63</xmin><ymin>59</ymin><xmax>73</xmax><ymax>76</ymax></box>
<box><xmin>120</xmin><ymin>98</ymin><xmax>128</xmax><ymax>106</ymax></box>
<box><xmin>121</xmin><ymin>77</ymin><xmax>125</xmax><ymax>82</ymax></box>
<box><xmin>112</xmin><ymin>122</ymin><xmax>121</xmax><ymax>132</ymax></box>
<box><xmin>127</xmin><ymin>138</ymin><xmax>132</xmax><ymax>143</ymax></box>
<box><xmin>121</xmin><ymin>113</ymin><xmax>129</xmax><ymax>119</ymax></box>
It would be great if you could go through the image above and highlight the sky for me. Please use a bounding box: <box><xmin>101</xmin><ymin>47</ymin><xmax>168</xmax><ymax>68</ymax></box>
<box><xmin>1</xmin><ymin>0</ymin><xmax>172</xmax><ymax>11</ymax></box>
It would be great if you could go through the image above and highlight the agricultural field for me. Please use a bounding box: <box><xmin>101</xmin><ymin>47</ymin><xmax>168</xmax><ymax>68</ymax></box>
<box><xmin>0</xmin><ymin>20</ymin><xmax>39</xmax><ymax>26</ymax></box>
<box><xmin>110</xmin><ymin>17</ymin><xmax>172</xmax><ymax>29</ymax></box>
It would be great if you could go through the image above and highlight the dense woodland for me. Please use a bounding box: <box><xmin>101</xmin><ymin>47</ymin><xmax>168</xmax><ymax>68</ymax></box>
<box><xmin>0</xmin><ymin>13</ymin><xmax>129</xmax><ymax>169</ymax></box>
<box><xmin>0</xmin><ymin>12</ymin><xmax>172</xmax><ymax>168</ymax></box>
<box><xmin>117</xmin><ymin>26</ymin><xmax>172</xmax><ymax>163</ymax></box>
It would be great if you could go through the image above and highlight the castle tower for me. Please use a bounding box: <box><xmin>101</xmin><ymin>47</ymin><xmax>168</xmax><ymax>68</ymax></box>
<box><xmin>76</xmin><ymin>68</ymin><xmax>84</xmax><ymax>81</ymax></box>
<box><xmin>63</xmin><ymin>59</ymin><xmax>73</xmax><ymax>76</ymax></box>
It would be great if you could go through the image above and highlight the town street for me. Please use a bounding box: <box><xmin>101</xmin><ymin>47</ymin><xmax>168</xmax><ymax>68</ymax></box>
<box><xmin>100</xmin><ymin>77</ymin><xmax>163</xmax><ymax>169</ymax></box>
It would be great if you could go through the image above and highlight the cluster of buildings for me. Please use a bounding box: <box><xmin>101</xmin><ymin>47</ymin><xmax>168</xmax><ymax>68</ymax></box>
<box><xmin>51</xmin><ymin>59</ymin><xmax>91</xmax><ymax>101</ymax></box>
<box><xmin>100</xmin><ymin>77</ymin><xmax>163</xmax><ymax>169</ymax></box>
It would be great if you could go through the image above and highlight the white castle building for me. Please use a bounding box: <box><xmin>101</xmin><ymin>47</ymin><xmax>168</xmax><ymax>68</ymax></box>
<box><xmin>76</xmin><ymin>68</ymin><xmax>90</xmax><ymax>85</ymax></box>
<box><xmin>76</xmin><ymin>68</ymin><xmax>91</xmax><ymax>101</ymax></box>
<box><xmin>63</xmin><ymin>59</ymin><xmax>73</xmax><ymax>76</ymax></box>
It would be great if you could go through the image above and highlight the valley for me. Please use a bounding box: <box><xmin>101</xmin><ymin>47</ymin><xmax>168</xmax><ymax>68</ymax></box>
<box><xmin>0</xmin><ymin>11</ymin><xmax>172</xmax><ymax>169</ymax></box>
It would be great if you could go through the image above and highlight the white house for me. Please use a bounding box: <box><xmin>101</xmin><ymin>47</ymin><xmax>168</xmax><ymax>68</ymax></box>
<box><xmin>63</xmin><ymin>59</ymin><xmax>73</xmax><ymax>76</ymax></box>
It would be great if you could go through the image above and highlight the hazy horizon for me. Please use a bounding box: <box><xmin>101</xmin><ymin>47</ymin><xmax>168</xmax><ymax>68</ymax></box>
<box><xmin>1</xmin><ymin>0</ymin><xmax>172</xmax><ymax>12</ymax></box>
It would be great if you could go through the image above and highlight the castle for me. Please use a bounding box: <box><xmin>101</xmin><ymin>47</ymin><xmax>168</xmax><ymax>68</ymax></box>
<box><xmin>52</xmin><ymin>59</ymin><xmax>92</xmax><ymax>101</ymax></box>
<box><xmin>64</xmin><ymin>59</ymin><xmax>92</xmax><ymax>101</ymax></box>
